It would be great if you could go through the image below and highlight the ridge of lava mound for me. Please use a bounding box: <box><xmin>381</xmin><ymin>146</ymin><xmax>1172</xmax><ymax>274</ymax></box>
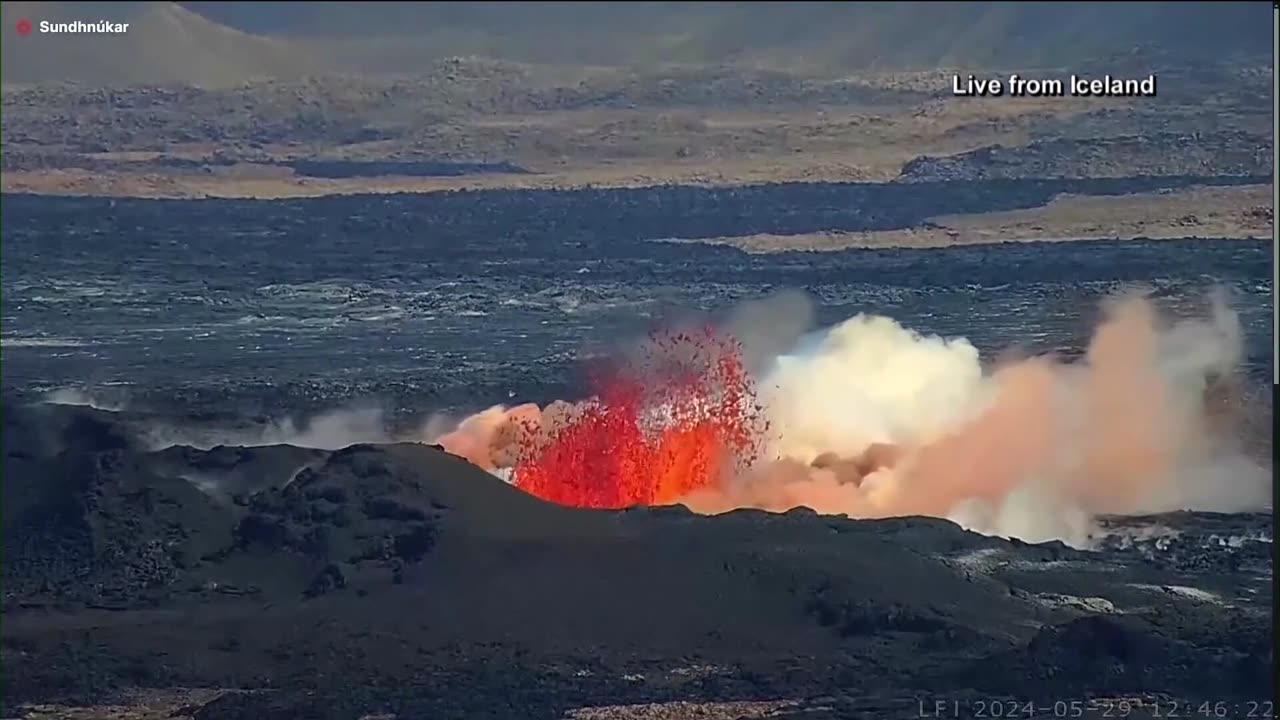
<box><xmin>509</xmin><ymin>326</ymin><xmax>767</xmax><ymax>509</ymax></box>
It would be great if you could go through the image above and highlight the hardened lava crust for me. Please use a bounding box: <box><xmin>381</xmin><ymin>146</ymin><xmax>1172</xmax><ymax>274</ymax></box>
<box><xmin>1</xmin><ymin>400</ymin><xmax>1272</xmax><ymax>720</ymax></box>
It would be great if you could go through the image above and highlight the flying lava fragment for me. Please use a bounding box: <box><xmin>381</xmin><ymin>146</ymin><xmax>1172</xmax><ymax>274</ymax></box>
<box><xmin>510</xmin><ymin>326</ymin><xmax>767</xmax><ymax>508</ymax></box>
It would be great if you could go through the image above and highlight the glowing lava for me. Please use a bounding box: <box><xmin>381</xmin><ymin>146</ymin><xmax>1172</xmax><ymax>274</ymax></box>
<box><xmin>511</xmin><ymin>327</ymin><xmax>767</xmax><ymax>508</ymax></box>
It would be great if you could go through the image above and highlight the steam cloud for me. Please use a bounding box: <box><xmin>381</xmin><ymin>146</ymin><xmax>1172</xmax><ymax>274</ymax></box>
<box><xmin>430</xmin><ymin>289</ymin><xmax>1271</xmax><ymax>548</ymax></box>
<box><xmin>136</xmin><ymin>405</ymin><xmax>404</xmax><ymax>452</ymax></box>
<box><xmin>44</xmin><ymin>288</ymin><xmax>1268</xmax><ymax>548</ymax></box>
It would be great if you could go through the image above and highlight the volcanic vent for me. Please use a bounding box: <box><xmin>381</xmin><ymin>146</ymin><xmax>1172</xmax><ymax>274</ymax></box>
<box><xmin>502</xmin><ymin>327</ymin><xmax>767</xmax><ymax>509</ymax></box>
<box><xmin>433</xmin><ymin>293</ymin><xmax>1271</xmax><ymax>549</ymax></box>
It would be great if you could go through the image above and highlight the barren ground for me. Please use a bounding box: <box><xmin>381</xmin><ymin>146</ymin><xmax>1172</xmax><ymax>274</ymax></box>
<box><xmin>0</xmin><ymin>94</ymin><xmax>1130</xmax><ymax>197</ymax></box>
<box><xmin>664</xmin><ymin>184</ymin><xmax>1275</xmax><ymax>252</ymax></box>
<box><xmin>4</xmin><ymin>62</ymin><xmax>1271</xmax><ymax>250</ymax></box>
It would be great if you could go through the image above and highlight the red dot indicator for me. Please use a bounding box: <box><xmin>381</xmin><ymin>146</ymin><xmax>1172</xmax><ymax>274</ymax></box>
<box><xmin>16</xmin><ymin>18</ymin><xmax>32</xmax><ymax>35</ymax></box>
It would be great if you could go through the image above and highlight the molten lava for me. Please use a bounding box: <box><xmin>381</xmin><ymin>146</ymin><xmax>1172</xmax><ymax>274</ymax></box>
<box><xmin>511</xmin><ymin>327</ymin><xmax>766</xmax><ymax>508</ymax></box>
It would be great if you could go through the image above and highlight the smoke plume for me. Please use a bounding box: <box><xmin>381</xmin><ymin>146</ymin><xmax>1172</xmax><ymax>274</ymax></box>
<box><xmin>141</xmin><ymin>404</ymin><xmax>405</xmax><ymax>451</ymax></box>
<box><xmin>429</xmin><ymin>290</ymin><xmax>1271</xmax><ymax>548</ymax></box>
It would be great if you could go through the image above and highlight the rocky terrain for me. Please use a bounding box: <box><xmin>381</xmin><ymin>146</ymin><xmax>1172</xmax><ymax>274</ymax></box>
<box><xmin>2</xmin><ymin>4</ymin><xmax>1271</xmax><ymax>248</ymax></box>
<box><xmin>687</xmin><ymin>184</ymin><xmax>1274</xmax><ymax>251</ymax></box>
<box><xmin>3</xmin><ymin>185</ymin><xmax>1273</xmax><ymax>419</ymax></box>
<box><xmin>1</xmin><ymin>55</ymin><xmax>1270</xmax><ymax>199</ymax></box>
<box><xmin>898</xmin><ymin>131</ymin><xmax>1271</xmax><ymax>183</ymax></box>
<box><xmin>1</xmin><ymin>6</ymin><xmax>1273</xmax><ymax>719</ymax></box>
<box><xmin>2</xmin><ymin>400</ymin><xmax>1273</xmax><ymax>719</ymax></box>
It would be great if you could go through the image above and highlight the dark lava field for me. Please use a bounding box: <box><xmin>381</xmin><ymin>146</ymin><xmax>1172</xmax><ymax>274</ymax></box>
<box><xmin>1</xmin><ymin>178</ymin><xmax>1275</xmax><ymax>719</ymax></box>
<box><xmin>1</xmin><ymin>402</ymin><xmax>1273</xmax><ymax>719</ymax></box>
<box><xmin>2</xmin><ymin>176</ymin><xmax>1272</xmax><ymax>412</ymax></box>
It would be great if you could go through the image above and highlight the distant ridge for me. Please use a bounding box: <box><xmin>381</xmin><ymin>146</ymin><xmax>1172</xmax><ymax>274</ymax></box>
<box><xmin>187</xmin><ymin>1</ymin><xmax>1271</xmax><ymax>71</ymax></box>
<box><xmin>1</xmin><ymin>1</ymin><xmax>323</xmax><ymax>87</ymax></box>
<box><xmin>2</xmin><ymin>1</ymin><xmax>1272</xmax><ymax>87</ymax></box>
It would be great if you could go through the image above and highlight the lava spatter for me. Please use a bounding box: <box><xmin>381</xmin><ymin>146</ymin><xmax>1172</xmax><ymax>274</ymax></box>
<box><xmin>511</xmin><ymin>326</ymin><xmax>767</xmax><ymax>508</ymax></box>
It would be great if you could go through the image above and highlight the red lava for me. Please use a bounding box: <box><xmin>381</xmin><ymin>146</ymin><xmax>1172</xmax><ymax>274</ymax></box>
<box><xmin>511</xmin><ymin>326</ymin><xmax>767</xmax><ymax>508</ymax></box>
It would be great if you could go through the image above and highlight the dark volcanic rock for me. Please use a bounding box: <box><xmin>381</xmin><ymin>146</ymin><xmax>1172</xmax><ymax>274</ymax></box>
<box><xmin>2</xmin><ymin>411</ymin><xmax>236</xmax><ymax>607</ymax></box>
<box><xmin>2</xmin><ymin>177</ymin><xmax>1267</xmax><ymax>270</ymax></box>
<box><xmin>219</xmin><ymin>444</ymin><xmax>467</xmax><ymax>593</ymax></box>
<box><xmin>899</xmin><ymin>131</ymin><xmax>1272</xmax><ymax>181</ymax></box>
<box><xmin>2</xmin><ymin>402</ymin><xmax>140</xmax><ymax>459</ymax></box>
<box><xmin>962</xmin><ymin>613</ymin><xmax>1274</xmax><ymax>701</ymax></box>
<box><xmin>2</xmin><ymin>404</ymin><xmax>573</xmax><ymax>607</ymax></box>
<box><xmin>0</xmin><ymin>402</ymin><xmax>1272</xmax><ymax>717</ymax></box>
<box><xmin>147</xmin><ymin>443</ymin><xmax>326</xmax><ymax>497</ymax></box>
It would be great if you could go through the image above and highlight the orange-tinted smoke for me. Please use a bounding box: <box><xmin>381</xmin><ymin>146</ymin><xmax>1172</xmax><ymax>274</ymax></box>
<box><xmin>433</xmin><ymin>293</ymin><xmax>1265</xmax><ymax>547</ymax></box>
<box><xmin>687</xmin><ymin>294</ymin><xmax>1241</xmax><ymax>529</ymax></box>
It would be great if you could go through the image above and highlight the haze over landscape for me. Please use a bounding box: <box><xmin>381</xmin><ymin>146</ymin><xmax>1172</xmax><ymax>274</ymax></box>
<box><xmin>1</xmin><ymin>2</ymin><xmax>1272</xmax><ymax>85</ymax></box>
<box><xmin>1</xmin><ymin>0</ymin><xmax>1272</xmax><ymax>224</ymax></box>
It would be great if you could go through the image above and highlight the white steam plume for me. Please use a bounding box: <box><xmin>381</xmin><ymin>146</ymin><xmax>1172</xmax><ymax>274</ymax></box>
<box><xmin>682</xmin><ymin>289</ymin><xmax>1270</xmax><ymax>548</ymax></box>
<box><xmin>142</xmin><ymin>405</ymin><xmax>405</xmax><ymax>451</ymax></box>
<box><xmin>432</xmin><ymin>289</ymin><xmax>1271</xmax><ymax>549</ymax></box>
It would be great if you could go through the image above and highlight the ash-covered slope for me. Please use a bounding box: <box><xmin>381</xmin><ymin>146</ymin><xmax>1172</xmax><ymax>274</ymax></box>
<box><xmin>1</xmin><ymin>401</ymin><xmax>1272</xmax><ymax>719</ymax></box>
<box><xmin>1</xmin><ymin>401</ymin><xmax>605</xmax><ymax>608</ymax></box>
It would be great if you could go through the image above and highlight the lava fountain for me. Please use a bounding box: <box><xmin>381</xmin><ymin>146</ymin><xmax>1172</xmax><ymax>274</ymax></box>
<box><xmin>430</xmin><ymin>291</ymin><xmax>1270</xmax><ymax>549</ymax></box>
<box><xmin>510</xmin><ymin>326</ymin><xmax>768</xmax><ymax>508</ymax></box>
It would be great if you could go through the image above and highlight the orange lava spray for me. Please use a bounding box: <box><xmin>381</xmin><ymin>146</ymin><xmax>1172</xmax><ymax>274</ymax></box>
<box><xmin>511</xmin><ymin>326</ymin><xmax>767</xmax><ymax>508</ymax></box>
